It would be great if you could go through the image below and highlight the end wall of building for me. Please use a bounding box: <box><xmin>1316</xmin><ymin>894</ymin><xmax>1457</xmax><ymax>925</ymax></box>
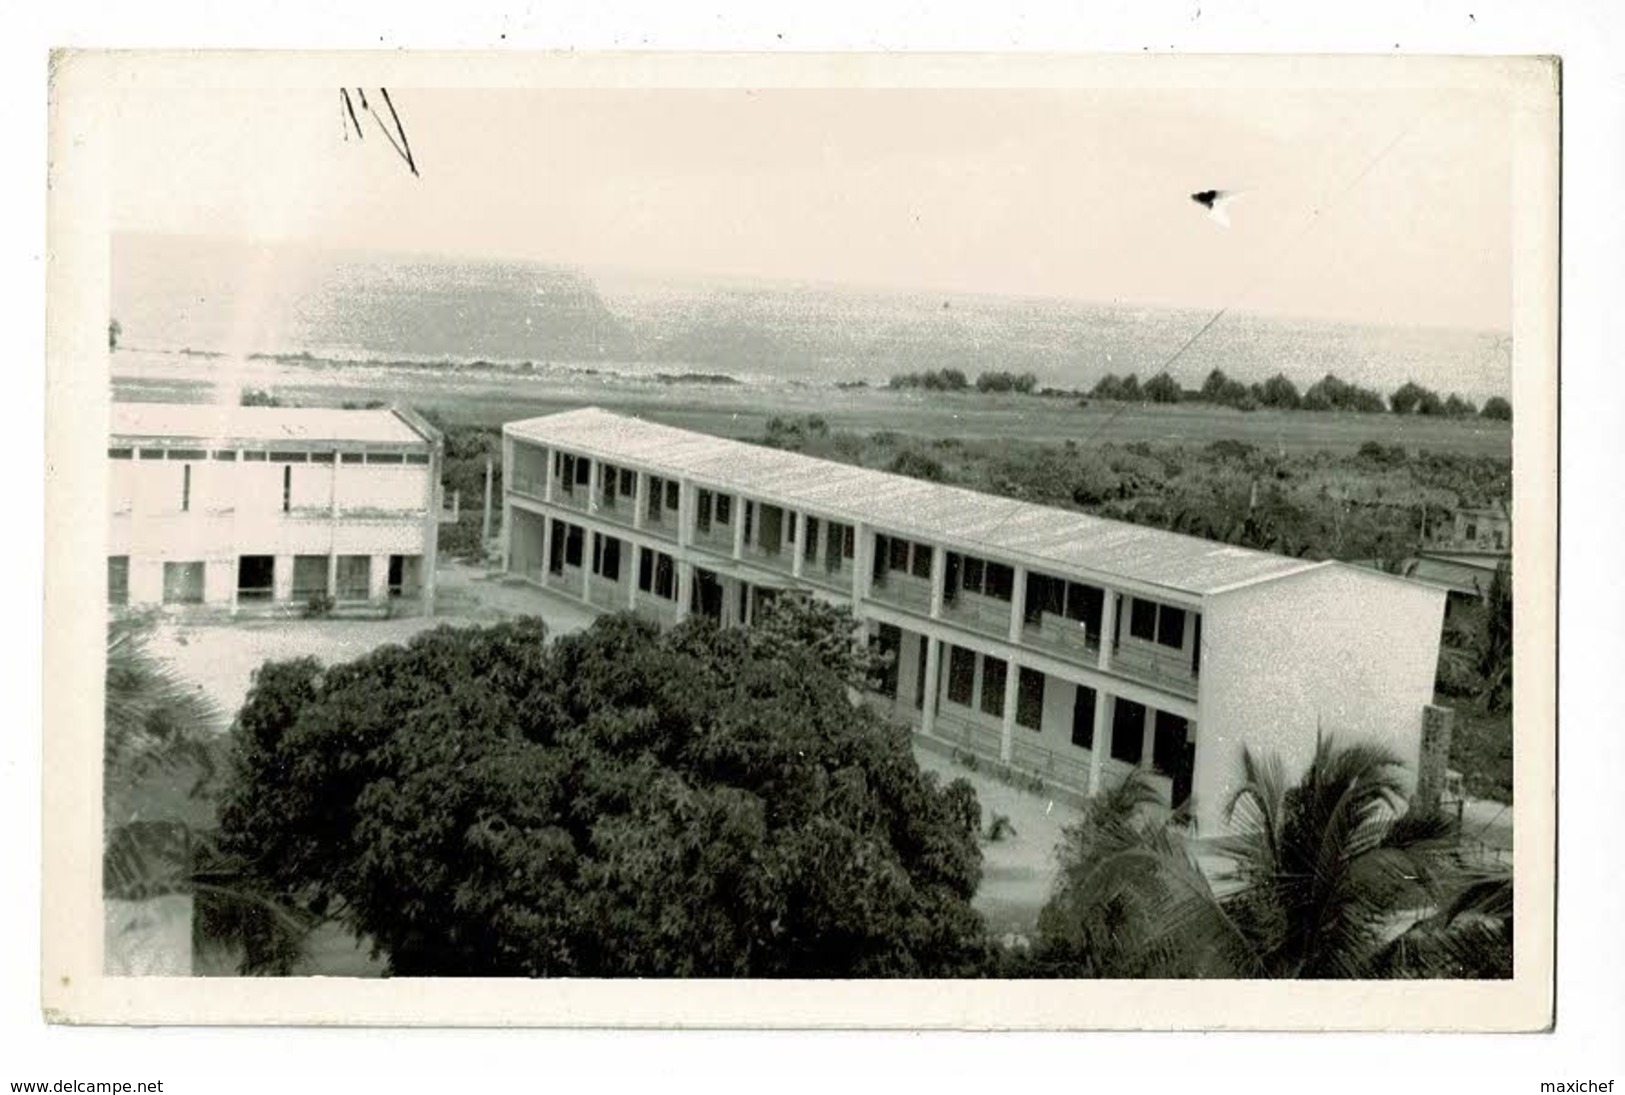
<box><xmin>1194</xmin><ymin>563</ymin><xmax>1445</xmax><ymax>833</ymax></box>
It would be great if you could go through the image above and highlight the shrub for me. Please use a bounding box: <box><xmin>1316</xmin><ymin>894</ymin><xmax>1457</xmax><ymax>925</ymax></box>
<box><xmin>1258</xmin><ymin>373</ymin><xmax>1302</xmax><ymax>410</ymax></box>
<box><xmin>301</xmin><ymin>592</ymin><xmax>335</xmax><ymax>619</ymax></box>
<box><xmin>887</xmin><ymin>450</ymin><xmax>947</xmax><ymax>482</ymax></box>
<box><xmin>1481</xmin><ymin>396</ymin><xmax>1512</xmax><ymax>421</ymax></box>
<box><xmin>1143</xmin><ymin>372</ymin><xmax>1183</xmax><ymax>404</ymax></box>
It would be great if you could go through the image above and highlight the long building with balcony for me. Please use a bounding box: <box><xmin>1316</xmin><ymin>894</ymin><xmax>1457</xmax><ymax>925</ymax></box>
<box><xmin>501</xmin><ymin>407</ymin><xmax>1446</xmax><ymax>832</ymax></box>
<box><xmin>108</xmin><ymin>403</ymin><xmax>444</xmax><ymax>615</ymax></box>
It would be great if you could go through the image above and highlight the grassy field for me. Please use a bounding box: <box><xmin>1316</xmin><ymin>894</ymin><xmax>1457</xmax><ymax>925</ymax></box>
<box><xmin>114</xmin><ymin>355</ymin><xmax>1512</xmax><ymax>458</ymax></box>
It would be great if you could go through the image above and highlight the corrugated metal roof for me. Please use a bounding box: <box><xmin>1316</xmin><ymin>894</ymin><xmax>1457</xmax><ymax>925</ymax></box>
<box><xmin>111</xmin><ymin>403</ymin><xmax>428</xmax><ymax>446</ymax></box>
<box><xmin>507</xmin><ymin>407</ymin><xmax>1321</xmax><ymax>598</ymax></box>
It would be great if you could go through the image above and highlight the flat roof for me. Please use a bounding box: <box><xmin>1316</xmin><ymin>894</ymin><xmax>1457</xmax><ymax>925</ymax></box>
<box><xmin>111</xmin><ymin>403</ymin><xmax>430</xmax><ymax>447</ymax></box>
<box><xmin>507</xmin><ymin>407</ymin><xmax>1322</xmax><ymax>599</ymax></box>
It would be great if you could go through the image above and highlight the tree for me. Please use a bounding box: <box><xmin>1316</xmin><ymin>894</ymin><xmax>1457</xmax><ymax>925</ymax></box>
<box><xmin>108</xmin><ymin>318</ymin><xmax>122</xmax><ymax>351</ymax></box>
<box><xmin>1390</xmin><ymin>381</ymin><xmax>1442</xmax><ymax>416</ymax></box>
<box><xmin>1481</xmin><ymin>396</ymin><xmax>1512</xmax><ymax>422</ymax></box>
<box><xmin>1143</xmin><ymin>372</ymin><xmax>1183</xmax><ymax>404</ymax></box>
<box><xmin>1257</xmin><ymin>373</ymin><xmax>1302</xmax><ymax>410</ymax></box>
<box><xmin>1477</xmin><ymin>560</ymin><xmax>1512</xmax><ymax>712</ymax></box>
<box><xmin>217</xmin><ymin>613</ymin><xmax>991</xmax><ymax>977</ymax></box>
<box><xmin>888</xmin><ymin>449</ymin><xmax>947</xmax><ymax>482</ymax></box>
<box><xmin>1033</xmin><ymin>734</ymin><xmax>1480</xmax><ymax>979</ymax></box>
<box><xmin>240</xmin><ymin>388</ymin><xmax>284</xmax><ymax>407</ymax></box>
<box><xmin>1443</xmin><ymin>394</ymin><xmax>1478</xmax><ymax>418</ymax></box>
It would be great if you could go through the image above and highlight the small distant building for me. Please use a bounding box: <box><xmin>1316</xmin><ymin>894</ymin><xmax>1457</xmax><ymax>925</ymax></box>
<box><xmin>499</xmin><ymin>407</ymin><xmax>1447</xmax><ymax>834</ymax></box>
<box><xmin>108</xmin><ymin>403</ymin><xmax>444</xmax><ymax>615</ymax></box>
<box><xmin>1416</xmin><ymin>499</ymin><xmax>1512</xmax><ymax>623</ymax></box>
<box><xmin>1438</xmin><ymin>500</ymin><xmax>1511</xmax><ymax>554</ymax></box>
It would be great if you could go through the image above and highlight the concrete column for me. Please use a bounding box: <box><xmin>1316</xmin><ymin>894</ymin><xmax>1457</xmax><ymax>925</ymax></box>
<box><xmin>272</xmin><ymin>553</ymin><xmax>295</xmax><ymax>603</ymax></box>
<box><xmin>929</xmin><ymin>544</ymin><xmax>947</xmax><ymax>619</ymax></box>
<box><xmin>676</xmin><ymin>560</ymin><xmax>693</xmax><ymax>622</ymax></box>
<box><xmin>790</xmin><ymin>510</ymin><xmax>805</xmax><ymax>579</ymax></box>
<box><xmin>1139</xmin><ymin>703</ymin><xmax>1156</xmax><ymax>769</ymax></box>
<box><xmin>543</xmin><ymin>448</ymin><xmax>555</xmax><ymax>504</ymax></box>
<box><xmin>633</xmin><ymin>471</ymin><xmax>648</xmax><ymax>531</ymax></box>
<box><xmin>368</xmin><ymin>553</ymin><xmax>390</xmax><ymax>603</ymax></box>
<box><xmin>677</xmin><ymin>479</ymin><xmax>693</xmax><ymax>548</ymax></box>
<box><xmin>1000</xmin><ymin>659</ymin><xmax>1020</xmax><ymax>763</ymax></box>
<box><xmin>920</xmin><ymin>637</ymin><xmax>942</xmax><ymax>740</ymax></box>
<box><xmin>586</xmin><ymin>459</ymin><xmax>600</xmax><ymax>515</ymax></box>
<box><xmin>540</xmin><ymin>516</ymin><xmax>553</xmax><ymax>578</ymax></box>
<box><xmin>326</xmin><ymin>552</ymin><xmax>338</xmax><ymax>597</ymax></box>
<box><xmin>1009</xmin><ymin>566</ymin><xmax>1028</xmax><ymax>642</ymax></box>
<box><xmin>852</xmin><ymin>522</ymin><xmax>870</xmax><ymax>603</ymax></box>
<box><xmin>580</xmin><ymin>534</ymin><xmax>593</xmax><ymax>601</ymax></box>
<box><xmin>732</xmin><ymin>497</ymin><xmax>746</xmax><ymax>560</ymax></box>
<box><xmin>1098</xmin><ymin>589</ymin><xmax>1118</xmax><ymax>672</ymax></box>
<box><xmin>627</xmin><ymin>545</ymin><xmax>639</xmax><ymax>611</ymax></box>
<box><xmin>1088</xmin><ymin>694</ymin><xmax>1115</xmax><ymax>796</ymax></box>
<box><xmin>481</xmin><ymin>458</ymin><xmax>494</xmax><ymax>545</ymax></box>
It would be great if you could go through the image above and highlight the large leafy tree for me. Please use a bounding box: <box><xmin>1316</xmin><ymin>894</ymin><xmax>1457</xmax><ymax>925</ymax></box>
<box><xmin>216</xmin><ymin>608</ymin><xmax>989</xmax><ymax>977</ymax></box>
<box><xmin>1032</xmin><ymin>734</ymin><xmax>1503</xmax><ymax>979</ymax></box>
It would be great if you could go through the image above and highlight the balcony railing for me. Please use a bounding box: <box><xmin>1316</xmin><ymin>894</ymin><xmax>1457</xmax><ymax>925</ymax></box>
<box><xmin>551</xmin><ymin>480</ymin><xmax>589</xmax><ymax>512</ymax></box>
<box><xmin>868</xmin><ymin>571</ymin><xmax>933</xmax><ymax>615</ymax></box>
<box><xmin>586</xmin><ymin>574</ymin><xmax>625</xmax><ymax>610</ymax></box>
<box><xmin>800</xmin><ymin>558</ymin><xmax>854</xmax><ymax>593</ymax></box>
<box><xmin>742</xmin><ymin>542</ymin><xmax>795</xmax><ymax>574</ymax></box>
<box><xmin>941</xmin><ymin>590</ymin><xmax>1014</xmax><ymax>639</ymax></box>
<box><xmin>1022</xmin><ymin>613</ymin><xmax>1102</xmax><ymax>667</ymax></box>
<box><xmin>595</xmin><ymin>494</ymin><xmax>636</xmax><ymax>526</ymax></box>
<box><xmin>1111</xmin><ymin>642</ymin><xmax>1200</xmax><ymax>699</ymax></box>
<box><xmin>691</xmin><ymin>525</ymin><xmax>734</xmax><ymax>556</ymax></box>
<box><xmin>642</xmin><ymin>510</ymin><xmax>679</xmax><ymax>541</ymax></box>
<box><xmin>509</xmin><ymin>473</ymin><xmax>547</xmax><ymax>499</ymax></box>
<box><xmin>544</xmin><ymin>566</ymin><xmax>581</xmax><ymax>596</ymax></box>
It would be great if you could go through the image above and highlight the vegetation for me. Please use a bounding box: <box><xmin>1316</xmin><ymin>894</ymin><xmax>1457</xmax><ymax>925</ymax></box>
<box><xmin>216</xmin><ymin>605</ymin><xmax>991</xmax><ymax>977</ymax></box>
<box><xmin>419</xmin><ymin>410</ymin><xmax>502</xmax><ymax>562</ymax></box>
<box><xmin>1142</xmin><ymin>372</ymin><xmax>1183</xmax><ymax>404</ymax></box>
<box><xmin>1027</xmin><ymin>737</ymin><xmax>1511</xmax><ymax>979</ymax></box>
<box><xmin>239</xmin><ymin>388</ymin><xmax>284</xmax><ymax>408</ymax></box>
<box><xmin>108</xmin><ymin>318</ymin><xmax>121</xmax><ymax>351</ymax></box>
<box><xmin>889</xmin><ymin>368</ymin><xmax>969</xmax><ymax>392</ymax></box>
<box><xmin>1090</xmin><ymin>373</ymin><xmax>1143</xmax><ymax>402</ymax></box>
<box><xmin>974</xmin><ymin>370</ymin><xmax>1039</xmax><ymax>394</ymax></box>
<box><xmin>1481</xmin><ymin>395</ymin><xmax>1512</xmax><ymax>422</ymax></box>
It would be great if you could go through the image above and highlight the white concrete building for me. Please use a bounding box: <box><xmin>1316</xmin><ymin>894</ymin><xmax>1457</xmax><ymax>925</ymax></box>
<box><xmin>500</xmin><ymin>407</ymin><xmax>1447</xmax><ymax>833</ymax></box>
<box><xmin>108</xmin><ymin>403</ymin><xmax>444</xmax><ymax>615</ymax></box>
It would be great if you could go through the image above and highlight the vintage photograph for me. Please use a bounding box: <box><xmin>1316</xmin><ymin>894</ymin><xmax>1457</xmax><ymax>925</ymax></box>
<box><xmin>46</xmin><ymin>51</ymin><xmax>1556</xmax><ymax>1025</ymax></box>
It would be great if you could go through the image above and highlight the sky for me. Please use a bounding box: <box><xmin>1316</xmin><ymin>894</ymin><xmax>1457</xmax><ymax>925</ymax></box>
<box><xmin>109</xmin><ymin>81</ymin><xmax>1514</xmax><ymax>331</ymax></box>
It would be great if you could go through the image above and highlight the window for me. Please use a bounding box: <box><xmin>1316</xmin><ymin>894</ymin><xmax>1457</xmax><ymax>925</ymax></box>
<box><xmin>872</xmin><ymin>624</ymin><xmax>902</xmax><ymax>697</ymax></box>
<box><xmin>888</xmin><ymin>536</ymin><xmax>910</xmax><ymax>572</ymax></box>
<box><xmin>1110</xmin><ymin>699</ymin><xmax>1147</xmax><ymax>764</ymax></box>
<box><xmin>405</xmin><ymin>452</ymin><xmax>429</xmax><ymax>465</ymax></box>
<box><xmin>107</xmin><ymin>447</ymin><xmax>132</xmax><ymax>460</ymax></box>
<box><xmin>336</xmin><ymin>555</ymin><xmax>371</xmax><ymax>600</ymax></box>
<box><xmin>181</xmin><ymin>464</ymin><xmax>191</xmax><ymax>512</ymax></box>
<box><xmin>282</xmin><ymin>466</ymin><xmax>291</xmax><ymax>512</ymax></box>
<box><xmin>716</xmin><ymin>494</ymin><xmax>732</xmax><ymax>526</ymax></box>
<box><xmin>592</xmin><ymin>534</ymin><xmax>622</xmax><ymax>581</ymax></box>
<box><xmin>787</xmin><ymin>512</ymin><xmax>797</xmax><ymax>547</ymax></box>
<box><xmin>1066</xmin><ymin>582</ymin><xmax>1104</xmax><ymax>638</ymax></box>
<box><xmin>339</xmin><ymin>452</ymin><xmax>362</xmax><ymax>464</ymax></box>
<box><xmin>743</xmin><ymin>500</ymin><xmax>754</xmax><ymax>541</ymax></box>
<box><xmin>984</xmin><ymin>562</ymin><xmax>1014</xmax><ymax>602</ymax></box>
<box><xmin>827</xmin><ymin>522</ymin><xmax>850</xmax><ymax>573</ymax></box>
<box><xmin>638</xmin><ymin>545</ymin><xmax>654</xmax><ymax>592</ymax></box>
<box><xmin>1017</xmin><ymin>667</ymin><xmax>1045</xmax><ymax>731</ymax></box>
<box><xmin>804</xmin><ymin>516</ymin><xmax>820</xmax><ymax>562</ymax></box>
<box><xmin>308</xmin><ymin>451</ymin><xmax>334</xmax><ymax>464</ymax></box>
<box><xmin>269</xmin><ymin>451</ymin><xmax>307</xmax><ymax>463</ymax></box>
<box><xmin>292</xmin><ymin>555</ymin><xmax>329</xmax><ymax>600</ymax></box>
<box><xmin>1156</xmin><ymin>605</ymin><xmax>1186</xmax><ymax>649</ymax></box>
<box><xmin>980</xmin><ymin>656</ymin><xmax>1008</xmax><ymax>718</ymax></box>
<box><xmin>210</xmin><ymin>449</ymin><xmax>237</xmax><ymax>461</ymax></box>
<box><xmin>1152</xmin><ymin>712</ymin><xmax>1191</xmax><ymax>776</ymax></box>
<box><xmin>909</xmin><ymin>541</ymin><xmax>932</xmax><ymax>579</ymax></box>
<box><xmin>665</xmin><ymin>480</ymin><xmax>679</xmax><ymax>511</ymax></box>
<box><xmin>648</xmin><ymin>477</ymin><xmax>666</xmax><ymax>519</ymax></box>
<box><xmin>1492</xmin><ymin>530</ymin><xmax>1504</xmax><ymax>550</ymax></box>
<box><xmin>559</xmin><ymin>453</ymin><xmax>575</xmax><ymax>493</ymax></box>
<box><xmin>107</xmin><ymin>556</ymin><xmax>129</xmax><ymax>605</ymax></box>
<box><xmin>139</xmin><ymin>450</ymin><xmax>165</xmax><ymax>461</ymax></box>
<box><xmin>1465</xmin><ymin>522</ymin><xmax>1478</xmax><ymax>541</ymax></box>
<box><xmin>237</xmin><ymin>555</ymin><xmax>276</xmax><ymax>602</ymax></box>
<box><xmin>620</xmin><ymin>468</ymin><xmax>635</xmax><ymax>495</ymax></box>
<box><xmin>574</xmin><ymin>457</ymin><xmax>591</xmax><ymax>486</ymax></box>
<box><xmin>388</xmin><ymin>554</ymin><xmax>421</xmax><ymax>597</ymax></box>
<box><xmin>368</xmin><ymin>452</ymin><xmax>405</xmax><ymax>465</ymax></box>
<box><xmin>161</xmin><ymin>561</ymin><xmax>205</xmax><ymax>605</ymax></box>
<box><xmin>1070</xmin><ymin>686</ymin><xmax>1097</xmax><ymax>749</ymax></box>
<box><xmin>654</xmin><ymin>553</ymin><xmax>675</xmax><ymax>600</ymax></box>
<box><xmin>962</xmin><ymin>556</ymin><xmax>985</xmax><ymax>593</ymax></box>
<box><xmin>1129</xmin><ymin>599</ymin><xmax>1158</xmax><ymax>641</ymax></box>
<box><xmin>563</xmin><ymin>524</ymin><xmax>584</xmax><ymax>568</ymax></box>
<box><xmin>548</xmin><ymin>519</ymin><xmax>566</xmax><ymax>575</ymax></box>
<box><xmin>947</xmin><ymin>646</ymin><xmax>976</xmax><ymax>705</ymax></box>
<box><xmin>842</xmin><ymin>524</ymin><xmax>855</xmax><ymax>559</ymax></box>
<box><xmin>167</xmin><ymin>449</ymin><xmax>206</xmax><ymax>461</ymax></box>
<box><xmin>696</xmin><ymin>489</ymin><xmax>713</xmax><ymax>533</ymax></box>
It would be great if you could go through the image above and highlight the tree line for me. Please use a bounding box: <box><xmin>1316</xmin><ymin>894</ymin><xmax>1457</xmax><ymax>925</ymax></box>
<box><xmin>1087</xmin><ymin>368</ymin><xmax>1511</xmax><ymax>421</ymax></box>
<box><xmin>888</xmin><ymin>368</ymin><xmax>1040</xmax><ymax>393</ymax></box>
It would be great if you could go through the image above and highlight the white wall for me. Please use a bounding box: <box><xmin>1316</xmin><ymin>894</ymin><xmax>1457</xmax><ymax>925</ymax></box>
<box><xmin>1196</xmin><ymin>563</ymin><xmax>1445</xmax><ymax>834</ymax></box>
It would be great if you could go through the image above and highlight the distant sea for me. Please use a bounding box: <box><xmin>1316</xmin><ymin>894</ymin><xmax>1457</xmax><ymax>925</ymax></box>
<box><xmin>112</xmin><ymin>233</ymin><xmax>1512</xmax><ymax>403</ymax></box>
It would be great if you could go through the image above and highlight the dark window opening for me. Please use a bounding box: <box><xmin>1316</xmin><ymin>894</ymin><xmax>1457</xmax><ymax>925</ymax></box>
<box><xmin>665</xmin><ymin>480</ymin><xmax>679</xmax><ymax>511</ymax></box>
<box><xmin>914</xmin><ymin>637</ymin><xmax>929</xmax><ymax>710</ymax></box>
<box><xmin>139</xmin><ymin>450</ymin><xmax>165</xmax><ymax>461</ymax></box>
<box><xmin>563</xmin><ymin>524</ymin><xmax>584</xmax><ymax>568</ymax></box>
<box><xmin>654</xmin><ymin>553</ymin><xmax>675</xmax><ymax>600</ymax></box>
<box><xmin>804</xmin><ymin>516</ymin><xmax>820</xmax><ymax>562</ymax></box>
<box><xmin>237</xmin><ymin>555</ymin><xmax>275</xmax><ymax>602</ymax></box>
<box><xmin>574</xmin><ymin>456</ymin><xmax>591</xmax><ymax>486</ymax></box>
<box><xmin>909</xmin><ymin>541</ymin><xmax>932</xmax><ymax>579</ymax></box>
<box><xmin>107</xmin><ymin>447</ymin><xmax>132</xmax><ymax>460</ymax></box>
<box><xmin>1017</xmin><ymin>667</ymin><xmax>1045</xmax><ymax>731</ymax></box>
<box><xmin>1070</xmin><ymin>686</ymin><xmax>1097</xmax><ymax>749</ymax></box>
<box><xmin>946</xmin><ymin>645</ymin><xmax>976</xmax><ymax>706</ymax></box>
<box><xmin>1157</xmin><ymin>605</ymin><xmax>1187</xmax><ymax>649</ymax></box>
<box><xmin>338</xmin><ymin>452</ymin><xmax>362</xmax><ymax>464</ymax></box>
<box><xmin>984</xmin><ymin>562</ymin><xmax>1014</xmax><ymax>602</ymax></box>
<box><xmin>1129</xmin><ymin>599</ymin><xmax>1158</xmax><ymax>641</ymax></box>
<box><xmin>716</xmin><ymin>494</ymin><xmax>732</xmax><ymax>526</ymax></box>
<box><xmin>181</xmin><ymin>464</ymin><xmax>191</xmax><ymax>512</ymax></box>
<box><xmin>269</xmin><ymin>451</ymin><xmax>307</xmax><ymax>463</ymax></box>
<box><xmin>281</xmin><ymin>465</ymin><xmax>291</xmax><ymax>512</ymax></box>
<box><xmin>293</xmin><ymin>555</ymin><xmax>329</xmax><ymax>600</ymax></box>
<box><xmin>592</xmin><ymin>535</ymin><xmax>622</xmax><ymax>581</ymax></box>
<box><xmin>107</xmin><ymin>556</ymin><xmax>129</xmax><ymax>605</ymax></box>
<box><xmin>308</xmin><ymin>451</ymin><xmax>335</xmax><ymax>464</ymax></box>
<box><xmin>696</xmin><ymin>489</ymin><xmax>713</xmax><ymax>533</ymax></box>
<box><xmin>167</xmin><ymin>449</ymin><xmax>206</xmax><ymax>461</ymax></box>
<box><xmin>548</xmin><ymin>519</ymin><xmax>566</xmax><ymax>575</ymax></box>
<box><xmin>1110</xmin><ymin>699</ymin><xmax>1147</xmax><ymax>764</ymax></box>
<box><xmin>620</xmin><ymin>468</ymin><xmax>635</xmax><ymax>495</ymax></box>
<box><xmin>161</xmin><ymin>561</ymin><xmax>205</xmax><ymax>604</ymax></box>
<box><xmin>367</xmin><ymin>452</ymin><xmax>405</xmax><ymax>465</ymax></box>
<box><xmin>872</xmin><ymin>623</ymin><xmax>902</xmax><ymax>698</ymax></box>
<box><xmin>888</xmin><ymin>536</ymin><xmax>910</xmax><ymax>572</ymax></box>
<box><xmin>335</xmin><ymin>555</ymin><xmax>370</xmax><ymax>600</ymax></box>
<box><xmin>980</xmin><ymin>655</ymin><xmax>1007</xmax><ymax>718</ymax></box>
<box><xmin>638</xmin><ymin>545</ymin><xmax>654</xmax><ymax>592</ymax></box>
<box><xmin>962</xmin><ymin>556</ymin><xmax>984</xmax><ymax>594</ymax></box>
<box><xmin>1152</xmin><ymin>712</ymin><xmax>1191</xmax><ymax>777</ymax></box>
<box><xmin>210</xmin><ymin>449</ymin><xmax>237</xmax><ymax>461</ymax></box>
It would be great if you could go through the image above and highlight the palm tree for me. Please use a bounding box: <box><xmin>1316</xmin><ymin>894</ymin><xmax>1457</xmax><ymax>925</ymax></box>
<box><xmin>1035</xmin><ymin>733</ymin><xmax>1496</xmax><ymax>979</ymax></box>
<box><xmin>105</xmin><ymin>614</ymin><xmax>313</xmax><ymax>973</ymax></box>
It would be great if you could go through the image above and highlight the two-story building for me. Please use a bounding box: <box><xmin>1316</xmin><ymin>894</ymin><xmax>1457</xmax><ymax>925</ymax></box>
<box><xmin>108</xmin><ymin>402</ymin><xmax>444</xmax><ymax>615</ymax></box>
<box><xmin>500</xmin><ymin>407</ymin><xmax>1446</xmax><ymax>833</ymax></box>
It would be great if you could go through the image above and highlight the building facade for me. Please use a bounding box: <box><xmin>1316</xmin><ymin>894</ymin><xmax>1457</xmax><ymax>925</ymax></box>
<box><xmin>109</xmin><ymin>403</ymin><xmax>444</xmax><ymax>615</ymax></box>
<box><xmin>501</xmin><ymin>407</ymin><xmax>1446</xmax><ymax>832</ymax></box>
